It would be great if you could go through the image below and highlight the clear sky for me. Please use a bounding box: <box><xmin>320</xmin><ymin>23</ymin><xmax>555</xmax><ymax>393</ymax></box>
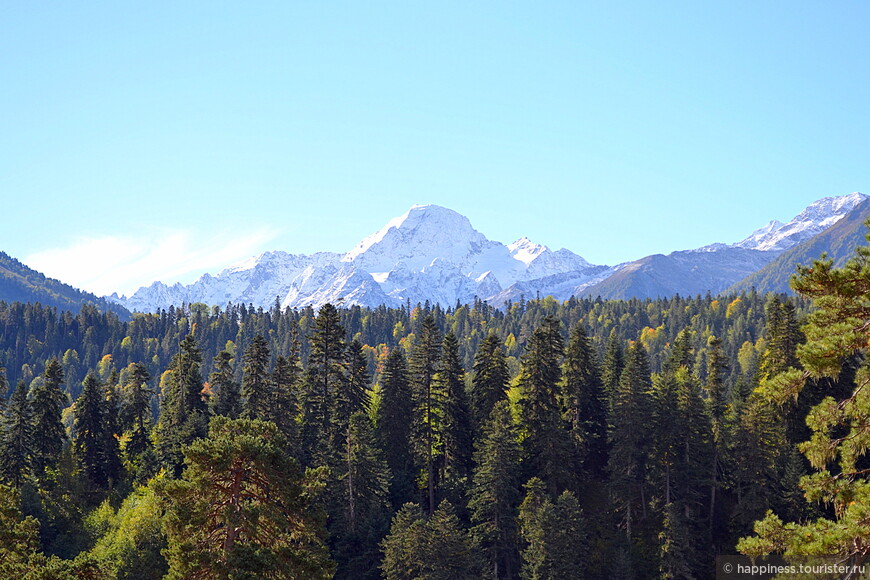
<box><xmin>2</xmin><ymin>2</ymin><xmax>867</xmax><ymax>296</ymax></box>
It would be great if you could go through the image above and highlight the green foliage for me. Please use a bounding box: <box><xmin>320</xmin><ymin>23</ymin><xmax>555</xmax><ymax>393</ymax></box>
<box><xmin>1</xmin><ymin>380</ymin><xmax>34</xmax><ymax>488</ymax></box>
<box><xmin>517</xmin><ymin>477</ymin><xmax>587</xmax><ymax>580</ymax></box>
<box><xmin>380</xmin><ymin>500</ymin><xmax>483</xmax><ymax>580</ymax></box>
<box><xmin>158</xmin><ymin>416</ymin><xmax>334</xmax><ymax>579</ymax></box>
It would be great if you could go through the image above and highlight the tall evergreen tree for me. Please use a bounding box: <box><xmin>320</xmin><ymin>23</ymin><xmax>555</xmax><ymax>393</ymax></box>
<box><xmin>470</xmin><ymin>401</ymin><xmax>521</xmax><ymax>580</ymax></box>
<box><xmin>271</xmin><ymin>354</ymin><xmax>301</xmax><ymax>449</ymax></box>
<box><xmin>517</xmin><ymin>477</ymin><xmax>588</xmax><ymax>580</ymax></box>
<box><xmin>517</xmin><ymin>316</ymin><xmax>573</xmax><ymax>495</ymax></box>
<box><xmin>73</xmin><ymin>372</ymin><xmax>114</xmax><ymax>491</ymax></box>
<box><xmin>339</xmin><ymin>340</ymin><xmax>371</xmax><ymax>437</ymax></box>
<box><xmin>332</xmin><ymin>411</ymin><xmax>391</xmax><ymax>580</ymax></box>
<box><xmin>375</xmin><ymin>347</ymin><xmax>415</xmax><ymax>509</ymax></box>
<box><xmin>438</xmin><ymin>333</ymin><xmax>473</xmax><ymax>496</ymax></box>
<box><xmin>380</xmin><ymin>500</ymin><xmax>483</xmax><ymax>580</ymax></box>
<box><xmin>562</xmin><ymin>323</ymin><xmax>608</xmax><ymax>477</ymax></box>
<box><xmin>303</xmin><ymin>303</ymin><xmax>347</xmax><ymax>466</ymax></box>
<box><xmin>470</xmin><ymin>333</ymin><xmax>510</xmax><ymax>435</ymax></box>
<box><xmin>242</xmin><ymin>334</ymin><xmax>273</xmax><ymax>421</ymax></box>
<box><xmin>601</xmin><ymin>329</ymin><xmax>625</xmax><ymax>404</ymax></box>
<box><xmin>155</xmin><ymin>334</ymin><xmax>208</xmax><ymax>478</ymax></box>
<box><xmin>30</xmin><ymin>359</ymin><xmax>68</xmax><ymax>480</ymax></box>
<box><xmin>607</xmin><ymin>340</ymin><xmax>652</xmax><ymax>542</ymax></box>
<box><xmin>208</xmin><ymin>350</ymin><xmax>240</xmax><ymax>419</ymax></box>
<box><xmin>0</xmin><ymin>380</ymin><xmax>33</xmax><ymax>488</ymax></box>
<box><xmin>410</xmin><ymin>314</ymin><xmax>443</xmax><ymax>514</ymax></box>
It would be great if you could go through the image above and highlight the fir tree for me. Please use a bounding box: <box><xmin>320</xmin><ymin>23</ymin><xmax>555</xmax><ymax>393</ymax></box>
<box><xmin>303</xmin><ymin>303</ymin><xmax>347</xmax><ymax>466</ymax></box>
<box><xmin>470</xmin><ymin>401</ymin><xmax>521</xmax><ymax>580</ymax></box>
<box><xmin>438</xmin><ymin>333</ymin><xmax>473</xmax><ymax>497</ymax></box>
<box><xmin>562</xmin><ymin>323</ymin><xmax>608</xmax><ymax>477</ymax></box>
<box><xmin>241</xmin><ymin>334</ymin><xmax>273</xmax><ymax>421</ymax></box>
<box><xmin>607</xmin><ymin>340</ymin><xmax>652</xmax><ymax>541</ymax></box>
<box><xmin>517</xmin><ymin>477</ymin><xmax>587</xmax><ymax>580</ymax></box>
<box><xmin>601</xmin><ymin>329</ymin><xmax>625</xmax><ymax>404</ymax></box>
<box><xmin>271</xmin><ymin>354</ymin><xmax>301</xmax><ymax>449</ymax></box>
<box><xmin>155</xmin><ymin>334</ymin><xmax>208</xmax><ymax>478</ymax></box>
<box><xmin>380</xmin><ymin>500</ymin><xmax>483</xmax><ymax>580</ymax></box>
<box><xmin>410</xmin><ymin>314</ymin><xmax>443</xmax><ymax>514</ymax></box>
<box><xmin>30</xmin><ymin>359</ymin><xmax>68</xmax><ymax>480</ymax></box>
<box><xmin>517</xmin><ymin>316</ymin><xmax>573</xmax><ymax>495</ymax></box>
<box><xmin>470</xmin><ymin>333</ymin><xmax>510</xmax><ymax>435</ymax></box>
<box><xmin>73</xmin><ymin>372</ymin><xmax>112</xmax><ymax>491</ymax></box>
<box><xmin>0</xmin><ymin>380</ymin><xmax>33</xmax><ymax>488</ymax></box>
<box><xmin>120</xmin><ymin>362</ymin><xmax>154</xmax><ymax>476</ymax></box>
<box><xmin>375</xmin><ymin>347</ymin><xmax>415</xmax><ymax>509</ymax></box>
<box><xmin>208</xmin><ymin>350</ymin><xmax>240</xmax><ymax>419</ymax></box>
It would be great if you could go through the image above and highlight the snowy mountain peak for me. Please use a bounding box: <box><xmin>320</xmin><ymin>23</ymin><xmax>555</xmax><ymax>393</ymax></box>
<box><xmin>508</xmin><ymin>237</ymin><xmax>549</xmax><ymax>266</ymax></box>
<box><xmin>736</xmin><ymin>192</ymin><xmax>867</xmax><ymax>251</ymax></box>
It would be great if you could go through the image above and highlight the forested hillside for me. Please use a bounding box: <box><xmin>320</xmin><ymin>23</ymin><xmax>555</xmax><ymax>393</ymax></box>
<box><xmin>0</xmin><ymin>282</ymin><xmax>853</xmax><ymax>578</ymax></box>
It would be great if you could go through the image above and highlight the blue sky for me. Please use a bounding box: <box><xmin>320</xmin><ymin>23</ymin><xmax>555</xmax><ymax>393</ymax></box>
<box><xmin>2</xmin><ymin>2</ymin><xmax>867</xmax><ymax>296</ymax></box>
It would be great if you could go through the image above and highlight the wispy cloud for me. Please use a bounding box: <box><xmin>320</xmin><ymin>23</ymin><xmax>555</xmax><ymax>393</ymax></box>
<box><xmin>24</xmin><ymin>226</ymin><xmax>279</xmax><ymax>297</ymax></box>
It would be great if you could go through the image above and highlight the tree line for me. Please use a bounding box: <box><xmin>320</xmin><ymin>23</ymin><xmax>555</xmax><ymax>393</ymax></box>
<box><xmin>0</xmin><ymin>283</ymin><xmax>848</xmax><ymax>578</ymax></box>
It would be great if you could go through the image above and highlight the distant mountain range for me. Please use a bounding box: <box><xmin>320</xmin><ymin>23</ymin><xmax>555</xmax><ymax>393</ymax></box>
<box><xmin>0</xmin><ymin>252</ymin><xmax>129</xmax><ymax>318</ymax></box>
<box><xmin>103</xmin><ymin>192</ymin><xmax>868</xmax><ymax>312</ymax></box>
<box><xmin>1</xmin><ymin>193</ymin><xmax>867</xmax><ymax>314</ymax></box>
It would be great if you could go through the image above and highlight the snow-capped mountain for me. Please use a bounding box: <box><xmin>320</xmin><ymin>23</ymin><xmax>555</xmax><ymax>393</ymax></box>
<box><xmin>735</xmin><ymin>192</ymin><xmax>867</xmax><ymax>251</ymax></box>
<box><xmin>113</xmin><ymin>204</ymin><xmax>601</xmax><ymax>312</ymax></box>
<box><xmin>110</xmin><ymin>193</ymin><xmax>868</xmax><ymax>311</ymax></box>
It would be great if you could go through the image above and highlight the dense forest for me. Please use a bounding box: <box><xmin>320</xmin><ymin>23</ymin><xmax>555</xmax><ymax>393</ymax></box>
<box><xmin>1</xmin><ymin>240</ymin><xmax>869</xmax><ymax>578</ymax></box>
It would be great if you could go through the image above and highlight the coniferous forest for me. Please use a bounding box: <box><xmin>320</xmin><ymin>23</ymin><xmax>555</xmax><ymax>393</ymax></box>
<box><xmin>2</xmin><ymin>235</ymin><xmax>870</xmax><ymax>579</ymax></box>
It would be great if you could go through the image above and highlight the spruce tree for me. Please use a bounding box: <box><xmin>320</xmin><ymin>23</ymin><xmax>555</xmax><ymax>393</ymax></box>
<box><xmin>438</xmin><ymin>333</ymin><xmax>473</xmax><ymax>496</ymax></box>
<box><xmin>303</xmin><ymin>303</ymin><xmax>347</xmax><ymax>466</ymax></box>
<box><xmin>517</xmin><ymin>316</ymin><xmax>573</xmax><ymax>495</ymax></box>
<box><xmin>470</xmin><ymin>401</ymin><xmax>521</xmax><ymax>580</ymax></box>
<box><xmin>73</xmin><ymin>372</ymin><xmax>111</xmax><ymax>491</ymax></box>
<box><xmin>208</xmin><ymin>350</ymin><xmax>240</xmax><ymax>419</ymax></box>
<box><xmin>607</xmin><ymin>340</ymin><xmax>652</xmax><ymax>541</ymax></box>
<box><xmin>517</xmin><ymin>477</ymin><xmax>587</xmax><ymax>580</ymax></box>
<box><xmin>410</xmin><ymin>314</ymin><xmax>443</xmax><ymax>513</ymax></box>
<box><xmin>241</xmin><ymin>334</ymin><xmax>273</xmax><ymax>421</ymax></box>
<box><xmin>155</xmin><ymin>334</ymin><xmax>208</xmax><ymax>478</ymax></box>
<box><xmin>470</xmin><ymin>333</ymin><xmax>510</xmax><ymax>435</ymax></box>
<box><xmin>30</xmin><ymin>359</ymin><xmax>68</xmax><ymax>480</ymax></box>
<box><xmin>601</xmin><ymin>329</ymin><xmax>625</xmax><ymax>403</ymax></box>
<box><xmin>271</xmin><ymin>354</ymin><xmax>301</xmax><ymax>450</ymax></box>
<box><xmin>562</xmin><ymin>323</ymin><xmax>607</xmax><ymax>477</ymax></box>
<box><xmin>375</xmin><ymin>347</ymin><xmax>415</xmax><ymax>509</ymax></box>
<box><xmin>120</xmin><ymin>362</ymin><xmax>154</xmax><ymax>476</ymax></box>
<box><xmin>0</xmin><ymin>380</ymin><xmax>34</xmax><ymax>488</ymax></box>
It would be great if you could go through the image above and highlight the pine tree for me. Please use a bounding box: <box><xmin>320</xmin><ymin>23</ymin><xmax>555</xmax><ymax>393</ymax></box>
<box><xmin>241</xmin><ymin>334</ymin><xmax>273</xmax><ymax>421</ymax></box>
<box><xmin>470</xmin><ymin>401</ymin><xmax>521</xmax><ymax>580</ymax></box>
<box><xmin>562</xmin><ymin>323</ymin><xmax>608</xmax><ymax>477</ymax></box>
<box><xmin>30</xmin><ymin>359</ymin><xmax>68</xmax><ymax>480</ymax></box>
<box><xmin>470</xmin><ymin>333</ymin><xmax>510</xmax><ymax>435</ymax></box>
<box><xmin>517</xmin><ymin>316</ymin><xmax>573</xmax><ymax>495</ymax></box>
<box><xmin>738</xmin><ymin>224</ymin><xmax>870</xmax><ymax>559</ymax></box>
<box><xmin>375</xmin><ymin>347</ymin><xmax>415</xmax><ymax>509</ymax></box>
<box><xmin>155</xmin><ymin>334</ymin><xmax>208</xmax><ymax>478</ymax></box>
<box><xmin>158</xmin><ymin>417</ymin><xmax>335</xmax><ymax>579</ymax></box>
<box><xmin>208</xmin><ymin>350</ymin><xmax>240</xmax><ymax>419</ymax></box>
<box><xmin>0</xmin><ymin>380</ymin><xmax>34</xmax><ymax>488</ymax></box>
<box><xmin>410</xmin><ymin>314</ymin><xmax>443</xmax><ymax>514</ymax></box>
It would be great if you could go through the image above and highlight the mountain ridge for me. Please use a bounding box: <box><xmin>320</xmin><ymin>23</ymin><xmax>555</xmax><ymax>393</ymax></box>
<box><xmin>106</xmin><ymin>193</ymin><xmax>868</xmax><ymax>311</ymax></box>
